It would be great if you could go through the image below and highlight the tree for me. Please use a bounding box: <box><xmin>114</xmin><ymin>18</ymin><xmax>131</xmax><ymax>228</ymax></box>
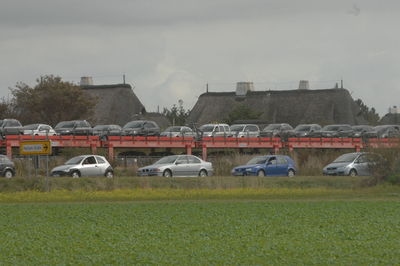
<box><xmin>10</xmin><ymin>75</ymin><xmax>97</xmax><ymax>126</ymax></box>
<box><xmin>225</xmin><ymin>104</ymin><xmax>262</xmax><ymax>124</ymax></box>
<box><xmin>162</xmin><ymin>100</ymin><xmax>190</xmax><ymax>126</ymax></box>
<box><xmin>355</xmin><ymin>99</ymin><xmax>380</xmax><ymax>125</ymax></box>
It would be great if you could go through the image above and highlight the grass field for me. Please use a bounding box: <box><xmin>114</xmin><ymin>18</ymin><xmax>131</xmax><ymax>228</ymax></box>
<box><xmin>0</xmin><ymin>200</ymin><xmax>400</xmax><ymax>265</ymax></box>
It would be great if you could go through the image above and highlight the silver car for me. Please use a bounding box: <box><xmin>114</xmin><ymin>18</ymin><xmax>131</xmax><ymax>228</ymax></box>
<box><xmin>230</xmin><ymin>124</ymin><xmax>260</xmax><ymax>138</ymax></box>
<box><xmin>51</xmin><ymin>155</ymin><xmax>114</xmax><ymax>178</ymax></box>
<box><xmin>138</xmin><ymin>155</ymin><xmax>213</xmax><ymax>177</ymax></box>
<box><xmin>160</xmin><ymin>126</ymin><xmax>196</xmax><ymax>138</ymax></box>
<box><xmin>199</xmin><ymin>124</ymin><xmax>232</xmax><ymax>137</ymax></box>
<box><xmin>323</xmin><ymin>152</ymin><xmax>381</xmax><ymax>176</ymax></box>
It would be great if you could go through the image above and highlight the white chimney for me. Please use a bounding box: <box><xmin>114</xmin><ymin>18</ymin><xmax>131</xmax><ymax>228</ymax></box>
<box><xmin>80</xmin><ymin>76</ymin><xmax>93</xmax><ymax>86</ymax></box>
<box><xmin>236</xmin><ymin>82</ymin><xmax>254</xmax><ymax>96</ymax></box>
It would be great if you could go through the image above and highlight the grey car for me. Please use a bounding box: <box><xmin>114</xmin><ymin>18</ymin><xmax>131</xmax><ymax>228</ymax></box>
<box><xmin>51</xmin><ymin>155</ymin><xmax>114</xmax><ymax>178</ymax></box>
<box><xmin>138</xmin><ymin>155</ymin><xmax>213</xmax><ymax>177</ymax></box>
<box><xmin>260</xmin><ymin>123</ymin><xmax>293</xmax><ymax>138</ymax></box>
<box><xmin>55</xmin><ymin>120</ymin><xmax>93</xmax><ymax>135</ymax></box>
<box><xmin>160</xmin><ymin>126</ymin><xmax>196</xmax><ymax>138</ymax></box>
<box><xmin>122</xmin><ymin>120</ymin><xmax>160</xmax><ymax>136</ymax></box>
<box><xmin>289</xmin><ymin>124</ymin><xmax>322</xmax><ymax>137</ymax></box>
<box><xmin>323</xmin><ymin>152</ymin><xmax>381</xmax><ymax>176</ymax></box>
<box><xmin>199</xmin><ymin>124</ymin><xmax>232</xmax><ymax>137</ymax></box>
<box><xmin>230</xmin><ymin>124</ymin><xmax>260</xmax><ymax>138</ymax></box>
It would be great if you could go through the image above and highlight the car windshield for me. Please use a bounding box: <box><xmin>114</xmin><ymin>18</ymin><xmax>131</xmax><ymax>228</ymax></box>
<box><xmin>322</xmin><ymin>125</ymin><xmax>341</xmax><ymax>131</ymax></box>
<box><xmin>164</xmin><ymin>126</ymin><xmax>181</xmax><ymax>132</ymax></box>
<box><xmin>65</xmin><ymin>156</ymin><xmax>85</xmax><ymax>165</ymax></box>
<box><xmin>123</xmin><ymin>121</ymin><xmax>144</xmax><ymax>129</ymax></box>
<box><xmin>200</xmin><ymin>125</ymin><xmax>215</xmax><ymax>132</ymax></box>
<box><xmin>154</xmin><ymin>155</ymin><xmax>178</xmax><ymax>165</ymax></box>
<box><xmin>353</xmin><ymin>126</ymin><xmax>371</xmax><ymax>132</ymax></box>
<box><xmin>263</xmin><ymin>124</ymin><xmax>281</xmax><ymax>131</ymax></box>
<box><xmin>23</xmin><ymin>124</ymin><xmax>40</xmax><ymax>130</ymax></box>
<box><xmin>333</xmin><ymin>153</ymin><xmax>358</xmax><ymax>163</ymax></box>
<box><xmin>0</xmin><ymin>155</ymin><xmax>12</xmax><ymax>164</ymax></box>
<box><xmin>93</xmin><ymin>125</ymin><xmax>110</xmax><ymax>130</ymax></box>
<box><xmin>294</xmin><ymin>125</ymin><xmax>311</xmax><ymax>132</ymax></box>
<box><xmin>246</xmin><ymin>156</ymin><xmax>267</xmax><ymax>165</ymax></box>
<box><xmin>55</xmin><ymin>121</ymin><xmax>75</xmax><ymax>129</ymax></box>
<box><xmin>373</xmin><ymin>126</ymin><xmax>394</xmax><ymax>133</ymax></box>
<box><xmin>230</xmin><ymin>125</ymin><xmax>245</xmax><ymax>132</ymax></box>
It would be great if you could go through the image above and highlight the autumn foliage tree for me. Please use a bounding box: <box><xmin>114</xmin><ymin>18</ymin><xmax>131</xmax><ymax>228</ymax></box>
<box><xmin>10</xmin><ymin>75</ymin><xmax>97</xmax><ymax>126</ymax></box>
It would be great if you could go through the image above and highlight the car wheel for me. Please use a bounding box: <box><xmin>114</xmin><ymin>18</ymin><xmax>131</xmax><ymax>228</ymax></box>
<box><xmin>105</xmin><ymin>171</ymin><xmax>114</xmax><ymax>178</ymax></box>
<box><xmin>71</xmin><ymin>171</ymin><xmax>81</xmax><ymax>178</ymax></box>
<box><xmin>199</xmin><ymin>169</ymin><xmax>208</xmax><ymax>177</ymax></box>
<box><xmin>4</xmin><ymin>170</ymin><xmax>13</xmax><ymax>179</ymax></box>
<box><xmin>288</xmin><ymin>169</ymin><xmax>296</xmax><ymax>177</ymax></box>
<box><xmin>349</xmin><ymin>169</ymin><xmax>358</xmax><ymax>177</ymax></box>
<box><xmin>163</xmin><ymin>169</ymin><xmax>172</xmax><ymax>177</ymax></box>
<box><xmin>257</xmin><ymin>170</ymin><xmax>265</xmax><ymax>177</ymax></box>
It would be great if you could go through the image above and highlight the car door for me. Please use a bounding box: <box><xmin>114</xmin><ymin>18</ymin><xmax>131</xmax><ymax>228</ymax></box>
<box><xmin>80</xmin><ymin>156</ymin><xmax>101</xmax><ymax>176</ymax></box>
<box><xmin>276</xmin><ymin>156</ymin><xmax>289</xmax><ymax>176</ymax></box>
<box><xmin>354</xmin><ymin>154</ymin><xmax>370</xmax><ymax>176</ymax></box>
<box><xmin>171</xmin><ymin>156</ymin><xmax>189</xmax><ymax>176</ymax></box>
<box><xmin>187</xmin><ymin>156</ymin><xmax>202</xmax><ymax>176</ymax></box>
<box><xmin>265</xmin><ymin>157</ymin><xmax>278</xmax><ymax>175</ymax></box>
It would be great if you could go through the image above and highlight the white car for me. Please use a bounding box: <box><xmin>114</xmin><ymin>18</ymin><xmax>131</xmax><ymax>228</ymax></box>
<box><xmin>51</xmin><ymin>155</ymin><xmax>114</xmax><ymax>178</ymax></box>
<box><xmin>138</xmin><ymin>155</ymin><xmax>213</xmax><ymax>177</ymax></box>
<box><xmin>22</xmin><ymin>124</ymin><xmax>57</xmax><ymax>136</ymax></box>
<box><xmin>199</xmin><ymin>123</ymin><xmax>232</xmax><ymax>137</ymax></box>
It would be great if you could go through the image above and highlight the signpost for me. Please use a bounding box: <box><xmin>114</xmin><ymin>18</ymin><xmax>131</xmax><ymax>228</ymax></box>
<box><xmin>20</xmin><ymin>141</ymin><xmax>52</xmax><ymax>191</ymax></box>
<box><xmin>20</xmin><ymin>141</ymin><xmax>52</xmax><ymax>155</ymax></box>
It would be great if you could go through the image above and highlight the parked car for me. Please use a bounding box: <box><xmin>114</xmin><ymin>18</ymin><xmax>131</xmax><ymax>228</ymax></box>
<box><xmin>92</xmin><ymin>125</ymin><xmax>122</xmax><ymax>137</ymax></box>
<box><xmin>0</xmin><ymin>119</ymin><xmax>22</xmax><ymax>137</ymax></box>
<box><xmin>363</xmin><ymin>125</ymin><xmax>400</xmax><ymax>139</ymax></box>
<box><xmin>0</xmin><ymin>155</ymin><xmax>16</xmax><ymax>178</ymax></box>
<box><xmin>230</xmin><ymin>124</ymin><xmax>260</xmax><ymax>138</ymax></box>
<box><xmin>309</xmin><ymin>124</ymin><xmax>354</xmax><ymax>138</ymax></box>
<box><xmin>231</xmin><ymin>155</ymin><xmax>297</xmax><ymax>177</ymax></box>
<box><xmin>122</xmin><ymin>120</ymin><xmax>160</xmax><ymax>136</ymax></box>
<box><xmin>160</xmin><ymin>126</ymin><xmax>196</xmax><ymax>138</ymax></box>
<box><xmin>51</xmin><ymin>155</ymin><xmax>113</xmax><ymax>178</ymax></box>
<box><xmin>21</xmin><ymin>124</ymin><xmax>57</xmax><ymax>136</ymax></box>
<box><xmin>199</xmin><ymin>123</ymin><xmax>232</xmax><ymax>137</ymax></box>
<box><xmin>288</xmin><ymin>124</ymin><xmax>322</xmax><ymax>137</ymax></box>
<box><xmin>260</xmin><ymin>123</ymin><xmax>293</xmax><ymax>138</ymax></box>
<box><xmin>138</xmin><ymin>155</ymin><xmax>213</xmax><ymax>177</ymax></box>
<box><xmin>323</xmin><ymin>152</ymin><xmax>383</xmax><ymax>176</ymax></box>
<box><xmin>54</xmin><ymin>120</ymin><xmax>92</xmax><ymax>135</ymax></box>
<box><xmin>351</xmin><ymin>125</ymin><xmax>374</xmax><ymax>138</ymax></box>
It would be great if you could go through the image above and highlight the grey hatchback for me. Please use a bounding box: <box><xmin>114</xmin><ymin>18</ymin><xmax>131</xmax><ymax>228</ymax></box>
<box><xmin>51</xmin><ymin>155</ymin><xmax>114</xmax><ymax>178</ymax></box>
<box><xmin>323</xmin><ymin>152</ymin><xmax>381</xmax><ymax>176</ymax></box>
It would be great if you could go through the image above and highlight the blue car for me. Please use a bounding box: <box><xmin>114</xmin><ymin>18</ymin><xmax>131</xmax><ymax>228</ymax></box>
<box><xmin>231</xmin><ymin>155</ymin><xmax>297</xmax><ymax>177</ymax></box>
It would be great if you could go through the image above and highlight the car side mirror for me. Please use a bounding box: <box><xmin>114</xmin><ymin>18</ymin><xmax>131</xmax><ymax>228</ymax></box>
<box><xmin>175</xmin><ymin>161</ymin><xmax>180</xmax><ymax>165</ymax></box>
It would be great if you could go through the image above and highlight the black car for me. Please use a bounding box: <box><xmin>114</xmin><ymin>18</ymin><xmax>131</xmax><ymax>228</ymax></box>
<box><xmin>0</xmin><ymin>155</ymin><xmax>16</xmax><ymax>178</ymax></box>
<box><xmin>260</xmin><ymin>123</ymin><xmax>293</xmax><ymax>138</ymax></box>
<box><xmin>54</xmin><ymin>120</ymin><xmax>92</xmax><ymax>135</ymax></box>
<box><xmin>351</xmin><ymin>125</ymin><xmax>374</xmax><ymax>138</ymax></box>
<box><xmin>122</xmin><ymin>120</ymin><xmax>160</xmax><ymax>136</ymax></box>
<box><xmin>309</xmin><ymin>124</ymin><xmax>354</xmax><ymax>138</ymax></box>
<box><xmin>0</xmin><ymin>119</ymin><xmax>23</xmax><ymax>137</ymax></box>
<box><xmin>364</xmin><ymin>125</ymin><xmax>400</xmax><ymax>139</ymax></box>
<box><xmin>92</xmin><ymin>125</ymin><xmax>122</xmax><ymax>138</ymax></box>
<box><xmin>289</xmin><ymin>124</ymin><xmax>322</xmax><ymax>137</ymax></box>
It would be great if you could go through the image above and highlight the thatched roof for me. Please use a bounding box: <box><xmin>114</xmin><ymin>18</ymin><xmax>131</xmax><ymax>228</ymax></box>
<box><xmin>380</xmin><ymin>113</ymin><xmax>400</xmax><ymax>125</ymax></box>
<box><xmin>82</xmin><ymin>84</ymin><xmax>146</xmax><ymax>126</ymax></box>
<box><xmin>187</xmin><ymin>88</ymin><xmax>366</xmax><ymax>126</ymax></box>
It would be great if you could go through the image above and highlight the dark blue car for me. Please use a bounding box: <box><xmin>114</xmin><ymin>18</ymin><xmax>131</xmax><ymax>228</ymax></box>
<box><xmin>231</xmin><ymin>155</ymin><xmax>297</xmax><ymax>177</ymax></box>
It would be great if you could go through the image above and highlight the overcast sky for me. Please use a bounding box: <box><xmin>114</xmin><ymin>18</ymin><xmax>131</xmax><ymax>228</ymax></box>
<box><xmin>1</xmin><ymin>0</ymin><xmax>398</xmax><ymax>115</ymax></box>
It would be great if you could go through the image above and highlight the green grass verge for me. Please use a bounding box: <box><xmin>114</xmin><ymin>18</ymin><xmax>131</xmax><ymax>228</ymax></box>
<box><xmin>0</xmin><ymin>186</ymin><xmax>399</xmax><ymax>203</ymax></box>
<box><xmin>1</xmin><ymin>201</ymin><xmax>400</xmax><ymax>264</ymax></box>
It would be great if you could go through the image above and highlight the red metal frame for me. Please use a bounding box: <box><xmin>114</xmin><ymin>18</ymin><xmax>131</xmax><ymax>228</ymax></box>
<box><xmin>2</xmin><ymin>135</ymin><xmax>400</xmax><ymax>160</ymax></box>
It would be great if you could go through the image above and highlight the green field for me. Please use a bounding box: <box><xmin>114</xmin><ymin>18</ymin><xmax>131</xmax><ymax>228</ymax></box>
<box><xmin>1</xmin><ymin>199</ymin><xmax>400</xmax><ymax>265</ymax></box>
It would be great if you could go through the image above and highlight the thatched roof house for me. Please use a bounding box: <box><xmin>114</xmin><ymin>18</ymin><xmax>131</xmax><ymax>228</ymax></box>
<box><xmin>187</xmin><ymin>84</ymin><xmax>366</xmax><ymax>126</ymax></box>
<box><xmin>82</xmin><ymin>83</ymin><xmax>146</xmax><ymax>126</ymax></box>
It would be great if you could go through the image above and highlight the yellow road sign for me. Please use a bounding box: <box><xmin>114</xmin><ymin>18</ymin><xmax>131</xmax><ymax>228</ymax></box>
<box><xmin>20</xmin><ymin>141</ymin><xmax>52</xmax><ymax>155</ymax></box>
